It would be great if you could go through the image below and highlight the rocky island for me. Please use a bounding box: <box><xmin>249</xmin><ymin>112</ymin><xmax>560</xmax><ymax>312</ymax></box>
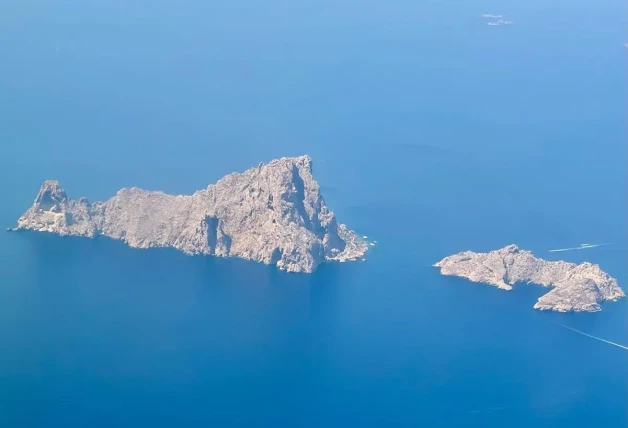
<box><xmin>434</xmin><ymin>245</ymin><xmax>624</xmax><ymax>312</ymax></box>
<box><xmin>13</xmin><ymin>156</ymin><xmax>368</xmax><ymax>273</ymax></box>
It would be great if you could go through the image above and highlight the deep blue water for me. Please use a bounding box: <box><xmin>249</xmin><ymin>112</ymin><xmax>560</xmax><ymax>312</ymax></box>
<box><xmin>0</xmin><ymin>0</ymin><xmax>626</xmax><ymax>426</ymax></box>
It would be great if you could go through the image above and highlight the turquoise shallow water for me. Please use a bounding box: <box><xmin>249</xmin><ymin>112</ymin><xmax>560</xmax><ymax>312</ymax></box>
<box><xmin>0</xmin><ymin>0</ymin><xmax>626</xmax><ymax>426</ymax></box>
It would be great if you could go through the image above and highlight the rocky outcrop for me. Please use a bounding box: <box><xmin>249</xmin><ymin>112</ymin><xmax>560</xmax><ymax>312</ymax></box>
<box><xmin>434</xmin><ymin>245</ymin><xmax>624</xmax><ymax>312</ymax></box>
<box><xmin>14</xmin><ymin>156</ymin><xmax>368</xmax><ymax>273</ymax></box>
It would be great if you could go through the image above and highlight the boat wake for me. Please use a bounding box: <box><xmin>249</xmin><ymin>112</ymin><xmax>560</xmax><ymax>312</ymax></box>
<box><xmin>558</xmin><ymin>323</ymin><xmax>628</xmax><ymax>351</ymax></box>
<box><xmin>549</xmin><ymin>243</ymin><xmax>611</xmax><ymax>253</ymax></box>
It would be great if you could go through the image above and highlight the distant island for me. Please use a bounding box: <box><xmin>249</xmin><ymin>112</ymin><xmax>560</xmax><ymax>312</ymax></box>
<box><xmin>434</xmin><ymin>245</ymin><xmax>624</xmax><ymax>312</ymax></box>
<box><xmin>12</xmin><ymin>156</ymin><xmax>368</xmax><ymax>273</ymax></box>
<box><xmin>481</xmin><ymin>14</ymin><xmax>513</xmax><ymax>26</ymax></box>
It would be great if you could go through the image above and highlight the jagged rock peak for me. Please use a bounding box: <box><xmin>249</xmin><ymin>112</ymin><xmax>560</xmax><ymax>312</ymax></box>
<box><xmin>247</xmin><ymin>155</ymin><xmax>312</xmax><ymax>173</ymax></box>
<box><xmin>269</xmin><ymin>154</ymin><xmax>312</xmax><ymax>167</ymax></box>
<box><xmin>34</xmin><ymin>180</ymin><xmax>68</xmax><ymax>210</ymax></box>
<box><xmin>501</xmin><ymin>244</ymin><xmax>520</xmax><ymax>253</ymax></box>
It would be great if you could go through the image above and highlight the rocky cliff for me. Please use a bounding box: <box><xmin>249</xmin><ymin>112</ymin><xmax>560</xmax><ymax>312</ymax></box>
<box><xmin>14</xmin><ymin>156</ymin><xmax>368</xmax><ymax>273</ymax></box>
<box><xmin>434</xmin><ymin>245</ymin><xmax>624</xmax><ymax>312</ymax></box>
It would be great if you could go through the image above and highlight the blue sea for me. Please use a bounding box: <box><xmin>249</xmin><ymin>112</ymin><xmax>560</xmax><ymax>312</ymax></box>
<box><xmin>0</xmin><ymin>0</ymin><xmax>626</xmax><ymax>426</ymax></box>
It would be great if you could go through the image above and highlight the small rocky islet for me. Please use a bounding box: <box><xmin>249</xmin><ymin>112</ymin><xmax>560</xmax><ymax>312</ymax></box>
<box><xmin>434</xmin><ymin>245</ymin><xmax>624</xmax><ymax>312</ymax></box>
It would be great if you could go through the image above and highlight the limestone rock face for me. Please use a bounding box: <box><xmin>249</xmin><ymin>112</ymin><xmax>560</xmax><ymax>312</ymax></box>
<box><xmin>15</xmin><ymin>156</ymin><xmax>368</xmax><ymax>273</ymax></box>
<box><xmin>434</xmin><ymin>245</ymin><xmax>624</xmax><ymax>312</ymax></box>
